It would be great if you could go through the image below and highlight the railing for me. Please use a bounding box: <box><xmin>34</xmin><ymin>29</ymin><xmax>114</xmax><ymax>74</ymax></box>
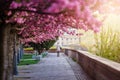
<box><xmin>64</xmin><ymin>48</ymin><xmax>120</xmax><ymax>80</ymax></box>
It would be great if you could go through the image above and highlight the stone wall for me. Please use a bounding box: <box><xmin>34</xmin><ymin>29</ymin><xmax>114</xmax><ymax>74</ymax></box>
<box><xmin>65</xmin><ymin>48</ymin><xmax>120</xmax><ymax>80</ymax></box>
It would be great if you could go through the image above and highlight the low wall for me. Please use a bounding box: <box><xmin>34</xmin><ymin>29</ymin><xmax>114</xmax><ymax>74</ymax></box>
<box><xmin>48</xmin><ymin>49</ymin><xmax>64</xmax><ymax>53</ymax></box>
<box><xmin>65</xmin><ymin>48</ymin><xmax>120</xmax><ymax>80</ymax></box>
<box><xmin>24</xmin><ymin>49</ymin><xmax>64</xmax><ymax>54</ymax></box>
<box><xmin>48</xmin><ymin>49</ymin><xmax>56</xmax><ymax>53</ymax></box>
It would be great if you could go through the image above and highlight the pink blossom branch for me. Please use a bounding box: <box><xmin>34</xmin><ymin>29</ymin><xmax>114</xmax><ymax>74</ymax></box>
<box><xmin>9</xmin><ymin>8</ymin><xmax>66</xmax><ymax>15</ymax></box>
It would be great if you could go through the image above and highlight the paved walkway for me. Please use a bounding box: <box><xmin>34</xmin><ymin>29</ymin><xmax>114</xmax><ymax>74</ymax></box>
<box><xmin>14</xmin><ymin>53</ymin><xmax>91</xmax><ymax>80</ymax></box>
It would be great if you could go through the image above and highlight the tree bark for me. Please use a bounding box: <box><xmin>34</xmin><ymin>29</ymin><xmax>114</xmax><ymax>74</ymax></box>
<box><xmin>0</xmin><ymin>24</ymin><xmax>5</xmax><ymax>80</ymax></box>
<box><xmin>13</xmin><ymin>33</ymin><xmax>18</xmax><ymax>75</ymax></box>
<box><xmin>0</xmin><ymin>24</ymin><xmax>15</xmax><ymax>80</ymax></box>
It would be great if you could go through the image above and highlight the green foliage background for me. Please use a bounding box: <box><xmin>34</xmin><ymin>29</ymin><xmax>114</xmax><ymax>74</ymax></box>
<box><xmin>92</xmin><ymin>27</ymin><xmax>120</xmax><ymax>62</ymax></box>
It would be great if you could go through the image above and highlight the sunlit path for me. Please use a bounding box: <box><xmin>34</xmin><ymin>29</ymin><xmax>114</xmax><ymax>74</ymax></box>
<box><xmin>14</xmin><ymin>53</ymin><xmax>91</xmax><ymax>80</ymax></box>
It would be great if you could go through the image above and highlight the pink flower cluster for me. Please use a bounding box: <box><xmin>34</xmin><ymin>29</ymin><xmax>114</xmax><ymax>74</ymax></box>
<box><xmin>4</xmin><ymin>0</ymin><xmax>102</xmax><ymax>43</ymax></box>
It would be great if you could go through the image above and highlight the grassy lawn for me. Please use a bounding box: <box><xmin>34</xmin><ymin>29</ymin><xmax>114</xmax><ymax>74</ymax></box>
<box><xmin>22</xmin><ymin>54</ymin><xmax>33</xmax><ymax>59</ymax></box>
<box><xmin>50</xmin><ymin>46</ymin><xmax>56</xmax><ymax>49</ymax></box>
<box><xmin>18</xmin><ymin>59</ymin><xmax>39</xmax><ymax>66</ymax></box>
<box><xmin>18</xmin><ymin>54</ymin><xmax>39</xmax><ymax>66</ymax></box>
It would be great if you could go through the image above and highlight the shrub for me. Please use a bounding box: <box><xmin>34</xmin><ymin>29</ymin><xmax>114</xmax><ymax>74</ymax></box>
<box><xmin>93</xmin><ymin>27</ymin><xmax>120</xmax><ymax>62</ymax></box>
<box><xmin>24</xmin><ymin>47</ymin><xmax>33</xmax><ymax>51</ymax></box>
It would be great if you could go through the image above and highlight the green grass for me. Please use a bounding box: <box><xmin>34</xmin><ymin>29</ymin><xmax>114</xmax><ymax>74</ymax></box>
<box><xmin>18</xmin><ymin>59</ymin><xmax>39</xmax><ymax>66</ymax></box>
<box><xmin>22</xmin><ymin>54</ymin><xmax>33</xmax><ymax>59</ymax></box>
<box><xmin>18</xmin><ymin>54</ymin><xmax>39</xmax><ymax>66</ymax></box>
<box><xmin>50</xmin><ymin>46</ymin><xmax>56</xmax><ymax>49</ymax></box>
<box><xmin>72</xmin><ymin>58</ymin><xmax>77</xmax><ymax>62</ymax></box>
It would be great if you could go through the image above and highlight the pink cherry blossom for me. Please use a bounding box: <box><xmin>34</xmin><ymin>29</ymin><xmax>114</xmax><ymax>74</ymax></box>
<box><xmin>1</xmin><ymin>0</ymin><xmax>106</xmax><ymax>44</ymax></box>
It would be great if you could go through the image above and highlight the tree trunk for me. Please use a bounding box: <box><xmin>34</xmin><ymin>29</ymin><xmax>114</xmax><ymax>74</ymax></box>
<box><xmin>38</xmin><ymin>49</ymin><xmax>43</xmax><ymax>55</ymax></box>
<box><xmin>13</xmin><ymin>33</ymin><xmax>18</xmax><ymax>75</ymax></box>
<box><xmin>0</xmin><ymin>24</ymin><xmax>5</xmax><ymax>80</ymax></box>
<box><xmin>0</xmin><ymin>24</ymin><xmax>15</xmax><ymax>80</ymax></box>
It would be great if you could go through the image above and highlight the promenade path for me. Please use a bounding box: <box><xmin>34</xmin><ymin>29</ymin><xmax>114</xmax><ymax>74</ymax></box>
<box><xmin>14</xmin><ymin>53</ymin><xmax>91</xmax><ymax>80</ymax></box>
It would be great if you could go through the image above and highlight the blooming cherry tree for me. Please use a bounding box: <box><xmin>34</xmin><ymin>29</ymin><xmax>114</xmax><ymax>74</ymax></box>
<box><xmin>7</xmin><ymin>0</ymin><xmax>102</xmax><ymax>44</ymax></box>
<box><xmin>0</xmin><ymin>0</ymin><xmax>105</xmax><ymax>80</ymax></box>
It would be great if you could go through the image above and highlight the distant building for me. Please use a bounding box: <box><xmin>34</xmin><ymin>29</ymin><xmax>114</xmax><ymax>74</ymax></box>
<box><xmin>54</xmin><ymin>28</ymin><xmax>81</xmax><ymax>46</ymax></box>
<box><xmin>57</xmin><ymin>35</ymin><xmax>80</xmax><ymax>46</ymax></box>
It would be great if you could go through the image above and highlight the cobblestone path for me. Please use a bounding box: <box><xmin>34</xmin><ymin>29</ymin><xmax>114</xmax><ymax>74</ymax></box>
<box><xmin>14</xmin><ymin>53</ymin><xmax>91</xmax><ymax>80</ymax></box>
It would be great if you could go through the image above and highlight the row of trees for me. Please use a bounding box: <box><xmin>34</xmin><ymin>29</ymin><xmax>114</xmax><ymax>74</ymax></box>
<box><xmin>1</xmin><ymin>0</ymin><xmax>117</xmax><ymax>80</ymax></box>
<box><xmin>28</xmin><ymin>39</ymin><xmax>56</xmax><ymax>54</ymax></box>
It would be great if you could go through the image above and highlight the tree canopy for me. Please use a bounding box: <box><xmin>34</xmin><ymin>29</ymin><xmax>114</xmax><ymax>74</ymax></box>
<box><xmin>0</xmin><ymin>0</ymin><xmax>104</xmax><ymax>43</ymax></box>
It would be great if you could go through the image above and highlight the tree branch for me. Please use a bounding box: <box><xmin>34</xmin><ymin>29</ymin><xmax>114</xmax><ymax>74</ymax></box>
<box><xmin>9</xmin><ymin>8</ymin><xmax>66</xmax><ymax>15</ymax></box>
